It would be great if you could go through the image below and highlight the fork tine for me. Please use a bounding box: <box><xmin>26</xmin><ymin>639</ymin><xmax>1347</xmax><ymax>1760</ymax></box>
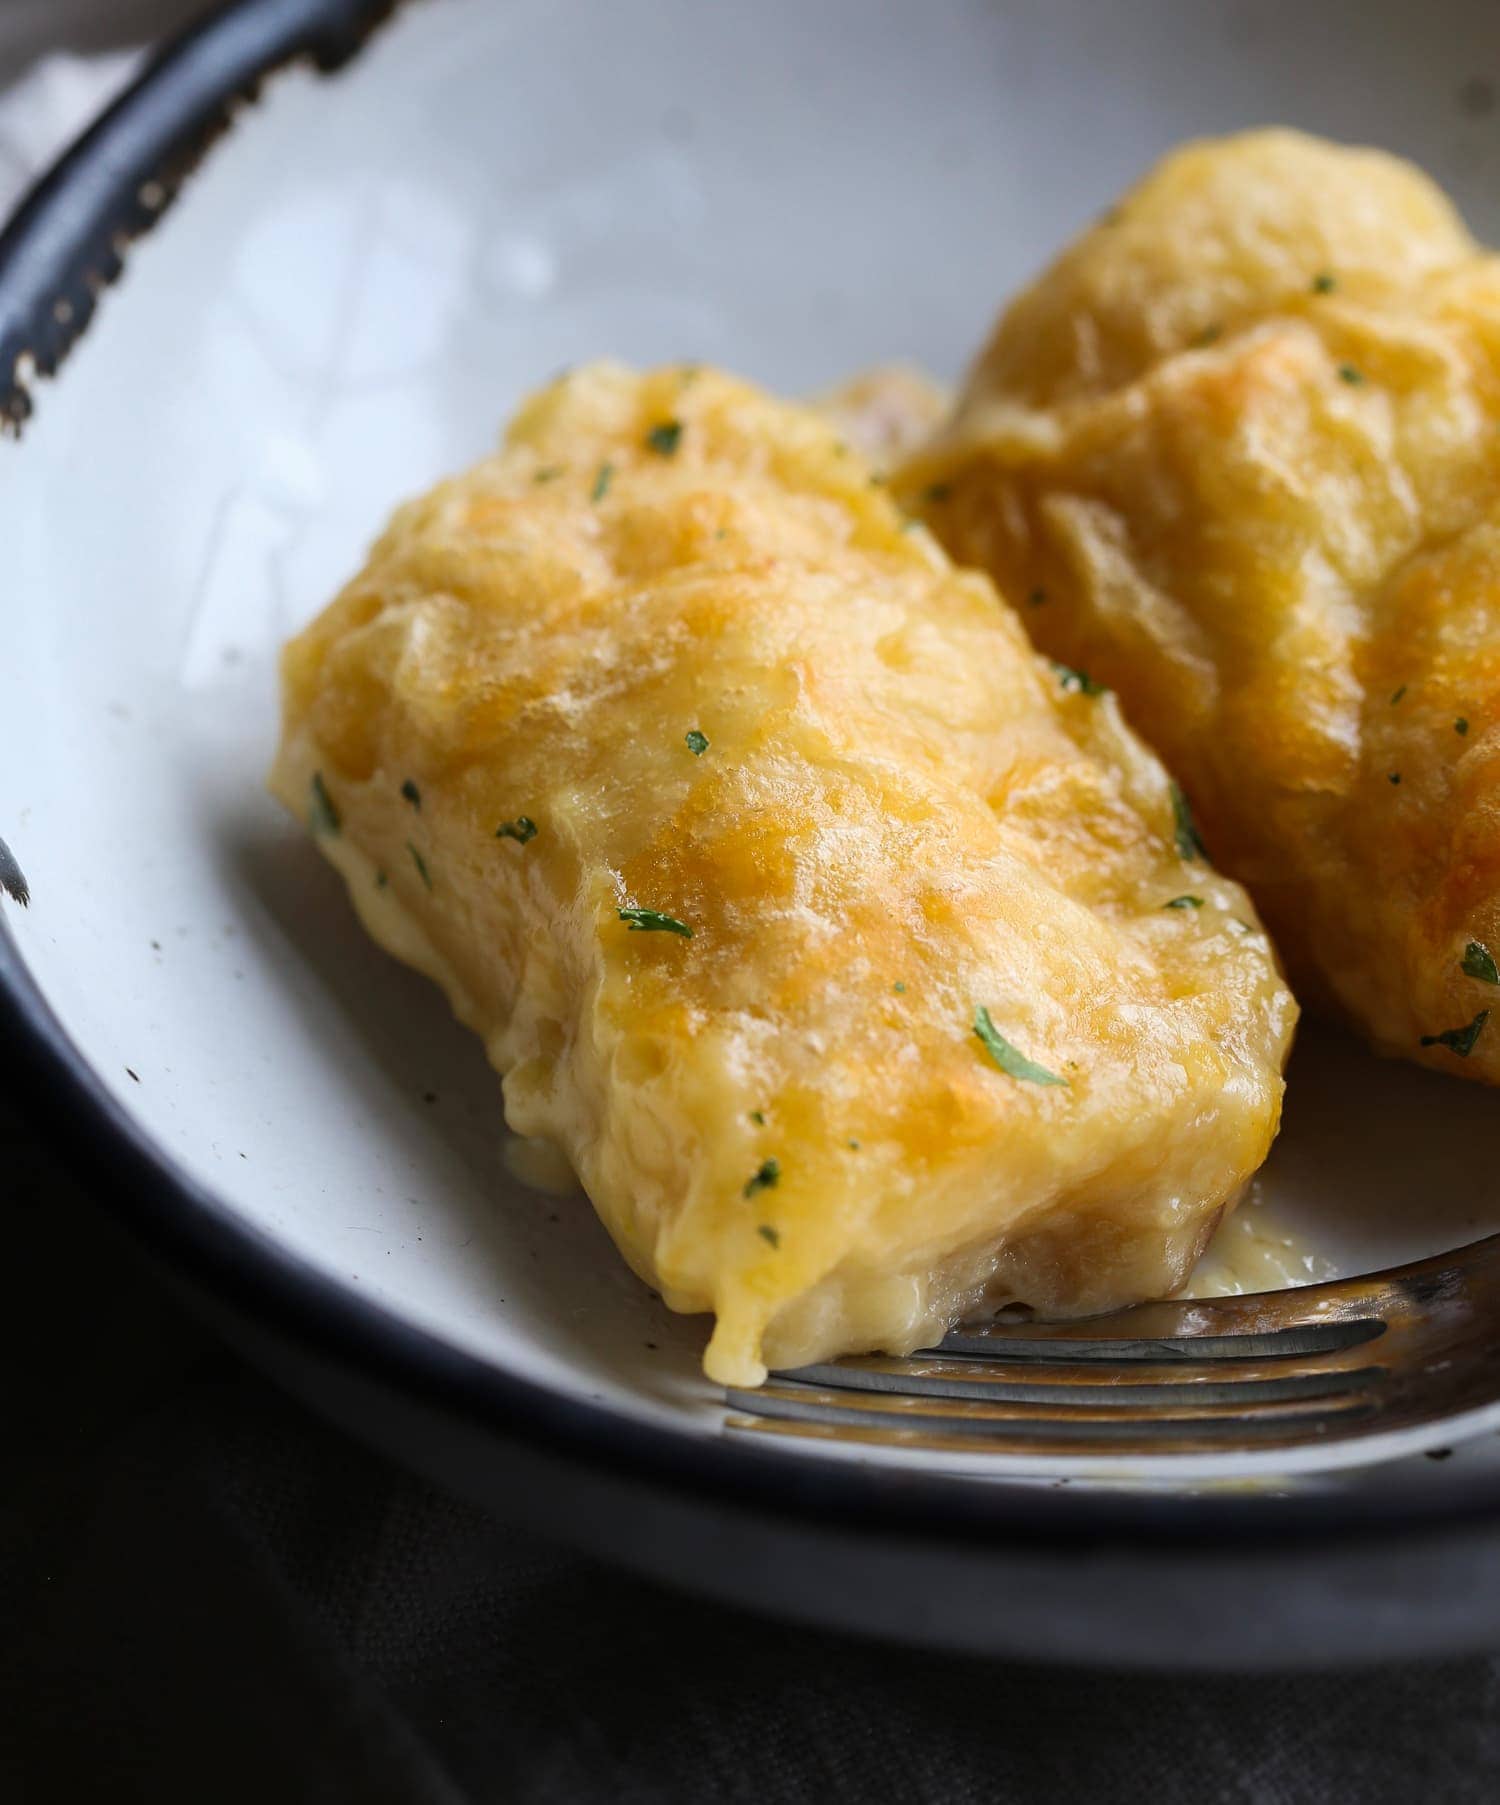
<box><xmin>778</xmin><ymin>1352</ymin><xmax>1384</xmax><ymax>1408</ymax></box>
<box><xmin>727</xmin><ymin>1381</ymin><xmax>1376</xmax><ymax>1444</ymax></box>
<box><xmin>933</xmin><ymin>1318</ymin><xmax>1384</xmax><ymax>1363</ymax></box>
<box><xmin>929</xmin><ymin>1237</ymin><xmax>1500</xmax><ymax>1362</ymax></box>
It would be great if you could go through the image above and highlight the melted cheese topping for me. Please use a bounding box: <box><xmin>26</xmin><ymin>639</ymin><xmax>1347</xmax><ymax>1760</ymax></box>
<box><xmin>272</xmin><ymin>362</ymin><xmax>1295</xmax><ymax>1385</ymax></box>
<box><xmin>903</xmin><ymin>129</ymin><xmax>1500</xmax><ymax>1082</ymax></box>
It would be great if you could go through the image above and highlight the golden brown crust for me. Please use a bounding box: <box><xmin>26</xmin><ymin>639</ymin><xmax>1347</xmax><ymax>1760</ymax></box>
<box><xmin>903</xmin><ymin>129</ymin><xmax>1500</xmax><ymax>1080</ymax></box>
<box><xmin>274</xmin><ymin>362</ymin><xmax>1294</xmax><ymax>1384</ymax></box>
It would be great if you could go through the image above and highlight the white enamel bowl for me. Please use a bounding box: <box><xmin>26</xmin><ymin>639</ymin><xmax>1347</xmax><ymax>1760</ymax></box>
<box><xmin>5</xmin><ymin>0</ymin><xmax>1500</xmax><ymax>1664</ymax></box>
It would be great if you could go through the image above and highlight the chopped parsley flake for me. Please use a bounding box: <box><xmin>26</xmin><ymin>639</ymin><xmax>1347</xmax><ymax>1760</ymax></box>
<box><xmin>894</xmin><ymin>981</ymin><xmax>906</xmax><ymax>993</ymax></box>
<box><xmin>533</xmin><ymin>465</ymin><xmax>564</xmax><ymax>483</ymax></box>
<box><xmin>1054</xmin><ymin>662</ymin><xmax>1107</xmax><ymax>696</ymax></box>
<box><xmin>1462</xmin><ymin>941</ymin><xmax>1499</xmax><ymax>985</ymax></box>
<box><xmin>400</xmin><ymin>778</ymin><xmax>421</xmax><ymax>810</ymax></box>
<box><xmin>407</xmin><ymin>842</ymin><xmax>431</xmax><ymax>889</ymax></box>
<box><xmin>1390</xmin><ymin>685</ymin><xmax>1408</xmax><ymax>705</ymax></box>
<box><xmin>757</xmin><ymin>1224</ymin><xmax>781</xmax><ymax>1248</ymax></box>
<box><xmin>1338</xmin><ymin>364</ymin><xmax>1364</xmax><ymax>385</ymax></box>
<box><xmin>973</xmin><ymin>1005</ymin><xmax>1068</xmax><ymax>1087</ymax></box>
<box><xmin>1171</xmin><ymin>783</ymin><xmax>1208</xmax><ymax>863</ymax></box>
<box><xmin>750</xmin><ymin>1110</ymin><xmax>766</xmax><ymax>1125</ymax></box>
<box><xmin>1389</xmin><ymin>772</ymin><xmax>1402</xmax><ymax>785</ymax></box>
<box><xmin>744</xmin><ymin>1158</ymin><xmax>780</xmax><ymax>1199</ymax></box>
<box><xmin>645</xmin><ymin>420</ymin><xmax>683</xmax><ymax>457</ymax></box>
<box><xmin>847</xmin><ymin>1139</ymin><xmax>860</xmax><ymax>1150</ymax></box>
<box><xmin>923</xmin><ymin>482</ymin><xmax>952</xmax><ymax>504</ymax></box>
<box><xmin>591</xmin><ymin>461</ymin><xmax>614</xmax><ymax>502</ymax></box>
<box><xmin>496</xmin><ymin>816</ymin><xmax>538</xmax><ymax>845</ymax></box>
<box><xmin>1312</xmin><ymin>272</ymin><xmax>1337</xmax><ymax>294</ymax></box>
<box><xmin>1164</xmin><ymin>895</ymin><xmax>1204</xmax><ymax>910</ymax></box>
<box><xmin>375</xmin><ymin>869</ymin><xmax>388</xmax><ymax>889</ymax></box>
<box><xmin>1028</xmin><ymin>588</ymin><xmax>1048</xmax><ymax>607</ymax></box>
<box><xmin>618</xmin><ymin>907</ymin><xmax>693</xmax><ymax>937</ymax></box>
<box><xmin>1195</xmin><ymin>323</ymin><xmax>1223</xmax><ymax>347</ymax></box>
<box><xmin>685</xmin><ymin>729</ymin><xmax>709</xmax><ymax>756</ymax></box>
<box><xmin>1456</xmin><ymin>717</ymin><xmax>1470</xmax><ymax>736</ymax></box>
<box><xmin>1421</xmin><ymin>1010</ymin><xmax>1490</xmax><ymax>1058</ymax></box>
<box><xmin>309</xmin><ymin>772</ymin><xmax>341</xmax><ymax>835</ymax></box>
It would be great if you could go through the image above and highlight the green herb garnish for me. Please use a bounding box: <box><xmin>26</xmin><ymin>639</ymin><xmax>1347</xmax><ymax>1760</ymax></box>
<box><xmin>591</xmin><ymin>461</ymin><xmax>615</xmax><ymax>501</ymax></box>
<box><xmin>1421</xmin><ymin>1010</ymin><xmax>1490</xmax><ymax>1058</ymax></box>
<box><xmin>1338</xmin><ymin>364</ymin><xmax>1364</xmax><ymax>385</ymax></box>
<box><xmin>533</xmin><ymin>465</ymin><xmax>564</xmax><ymax>483</ymax></box>
<box><xmin>1312</xmin><ymin>272</ymin><xmax>1337</xmax><ymax>294</ymax></box>
<box><xmin>750</xmin><ymin>1110</ymin><xmax>765</xmax><ymax>1125</ymax></box>
<box><xmin>1195</xmin><ymin>323</ymin><xmax>1223</xmax><ymax>347</ymax></box>
<box><xmin>757</xmin><ymin>1224</ymin><xmax>781</xmax><ymax>1248</ymax></box>
<box><xmin>1054</xmin><ymin>662</ymin><xmax>1107</xmax><ymax>696</ymax></box>
<box><xmin>309</xmin><ymin>772</ymin><xmax>341</xmax><ymax>835</ymax></box>
<box><xmin>1462</xmin><ymin>941</ymin><xmax>1499</xmax><ymax>985</ymax></box>
<box><xmin>496</xmin><ymin>816</ymin><xmax>537</xmax><ymax>845</ymax></box>
<box><xmin>1389</xmin><ymin>772</ymin><xmax>1402</xmax><ymax>785</ymax></box>
<box><xmin>1170</xmin><ymin>783</ymin><xmax>1208</xmax><ymax>863</ymax></box>
<box><xmin>408</xmin><ymin>842</ymin><xmax>431</xmax><ymax>889</ymax></box>
<box><xmin>1164</xmin><ymin>895</ymin><xmax>1204</xmax><ymax>910</ymax></box>
<box><xmin>973</xmin><ymin>1006</ymin><xmax>1068</xmax><ymax>1087</ymax></box>
<box><xmin>401</xmin><ymin>778</ymin><xmax>421</xmax><ymax>810</ymax></box>
<box><xmin>923</xmin><ymin>482</ymin><xmax>952</xmax><ymax>504</ymax></box>
<box><xmin>375</xmin><ymin>869</ymin><xmax>388</xmax><ymax>889</ymax></box>
<box><xmin>685</xmin><ymin>729</ymin><xmax>709</xmax><ymax>756</ymax></box>
<box><xmin>847</xmin><ymin>1139</ymin><xmax>860</xmax><ymax>1150</ymax></box>
<box><xmin>1456</xmin><ymin>717</ymin><xmax>1470</xmax><ymax>737</ymax></box>
<box><xmin>1390</xmin><ymin>685</ymin><xmax>1408</xmax><ymax>705</ymax></box>
<box><xmin>894</xmin><ymin>981</ymin><xmax>906</xmax><ymax>993</ymax></box>
<box><xmin>645</xmin><ymin>420</ymin><xmax>683</xmax><ymax>457</ymax></box>
<box><xmin>618</xmin><ymin>907</ymin><xmax>693</xmax><ymax>937</ymax></box>
<box><xmin>744</xmin><ymin>1158</ymin><xmax>780</xmax><ymax>1199</ymax></box>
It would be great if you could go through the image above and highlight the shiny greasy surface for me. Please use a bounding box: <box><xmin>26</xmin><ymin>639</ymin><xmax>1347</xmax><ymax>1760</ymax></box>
<box><xmin>904</xmin><ymin>130</ymin><xmax>1500</xmax><ymax>1082</ymax></box>
<box><xmin>272</xmin><ymin>363</ymin><xmax>1294</xmax><ymax>1386</ymax></box>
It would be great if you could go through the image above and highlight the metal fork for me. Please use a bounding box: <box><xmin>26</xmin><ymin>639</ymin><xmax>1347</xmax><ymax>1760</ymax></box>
<box><xmin>725</xmin><ymin>1234</ymin><xmax>1500</xmax><ymax>1459</ymax></box>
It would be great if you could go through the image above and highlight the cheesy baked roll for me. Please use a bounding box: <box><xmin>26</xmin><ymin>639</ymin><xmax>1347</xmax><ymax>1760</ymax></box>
<box><xmin>903</xmin><ymin>130</ymin><xmax>1500</xmax><ymax>1082</ymax></box>
<box><xmin>272</xmin><ymin>362</ymin><xmax>1295</xmax><ymax>1388</ymax></box>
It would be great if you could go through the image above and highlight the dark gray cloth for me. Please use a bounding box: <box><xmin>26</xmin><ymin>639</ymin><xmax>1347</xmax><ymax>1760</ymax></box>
<box><xmin>5</xmin><ymin>1093</ymin><xmax>1500</xmax><ymax>1805</ymax></box>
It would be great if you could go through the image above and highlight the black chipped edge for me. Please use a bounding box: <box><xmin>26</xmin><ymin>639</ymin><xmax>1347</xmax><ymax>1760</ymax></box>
<box><xmin>4</xmin><ymin>0</ymin><xmax>1500</xmax><ymax>1581</ymax></box>
<box><xmin>0</xmin><ymin>835</ymin><xmax>29</xmax><ymax>906</ymax></box>
<box><xmin>0</xmin><ymin>0</ymin><xmax>408</xmax><ymax>433</ymax></box>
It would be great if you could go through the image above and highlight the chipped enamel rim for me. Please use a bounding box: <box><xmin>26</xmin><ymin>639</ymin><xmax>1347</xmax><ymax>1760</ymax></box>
<box><xmin>4</xmin><ymin>0</ymin><xmax>1500</xmax><ymax>1578</ymax></box>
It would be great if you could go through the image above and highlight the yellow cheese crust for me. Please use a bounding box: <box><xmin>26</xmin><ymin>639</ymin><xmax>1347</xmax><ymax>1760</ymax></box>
<box><xmin>903</xmin><ymin>129</ymin><xmax>1500</xmax><ymax>1081</ymax></box>
<box><xmin>272</xmin><ymin>362</ymin><xmax>1295</xmax><ymax>1386</ymax></box>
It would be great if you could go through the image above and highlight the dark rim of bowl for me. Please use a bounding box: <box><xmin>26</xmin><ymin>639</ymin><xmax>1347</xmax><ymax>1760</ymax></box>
<box><xmin>2</xmin><ymin>0</ymin><xmax>1498</xmax><ymax>1558</ymax></box>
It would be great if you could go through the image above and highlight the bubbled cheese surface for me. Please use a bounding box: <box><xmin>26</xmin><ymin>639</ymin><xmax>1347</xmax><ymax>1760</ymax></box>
<box><xmin>273</xmin><ymin>362</ymin><xmax>1295</xmax><ymax>1386</ymax></box>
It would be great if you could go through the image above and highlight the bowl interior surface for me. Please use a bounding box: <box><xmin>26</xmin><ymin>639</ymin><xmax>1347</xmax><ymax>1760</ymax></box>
<box><xmin>6</xmin><ymin>0</ymin><xmax>1500</xmax><ymax>1488</ymax></box>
